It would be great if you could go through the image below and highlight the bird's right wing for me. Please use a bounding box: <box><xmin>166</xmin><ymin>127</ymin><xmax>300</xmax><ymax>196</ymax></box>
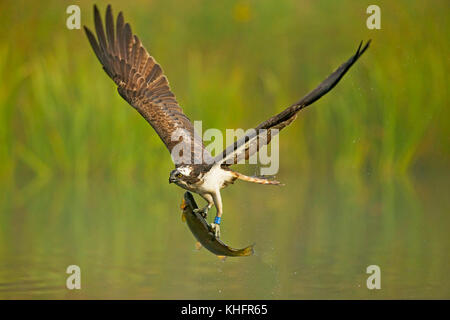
<box><xmin>84</xmin><ymin>5</ymin><xmax>213</xmax><ymax>165</ymax></box>
<box><xmin>214</xmin><ymin>40</ymin><xmax>371</xmax><ymax>166</ymax></box>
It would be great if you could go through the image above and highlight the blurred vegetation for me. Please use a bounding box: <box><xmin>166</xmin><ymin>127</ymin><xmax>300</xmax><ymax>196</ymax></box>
<box><xmin>0</xmin><ymin>0</ymin><xmax>449</xmax><ymax>299</ymax></box>
<box><xmin>0</xmin><ymin>0</ymin><xmax>448</xmax><ymax>188</ymax></box>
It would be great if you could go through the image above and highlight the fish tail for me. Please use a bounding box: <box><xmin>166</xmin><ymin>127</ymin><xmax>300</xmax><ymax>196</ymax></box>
<box><xmin>240</xmin><ymin>244</ymin><xmax>255</xmax><ymax>256</ymax></box>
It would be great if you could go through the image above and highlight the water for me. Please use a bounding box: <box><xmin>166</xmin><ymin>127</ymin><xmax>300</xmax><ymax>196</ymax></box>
<box><xmin>0</xmin><ymin>172</ymin><xmax>448</xmax><ymax>299</ymax></box>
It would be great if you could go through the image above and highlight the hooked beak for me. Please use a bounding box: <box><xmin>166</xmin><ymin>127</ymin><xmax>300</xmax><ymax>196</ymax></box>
<box><xmin>169</xmin><ymin>177</ymin><xmax>176</xmax><ymax>184</ymax></box>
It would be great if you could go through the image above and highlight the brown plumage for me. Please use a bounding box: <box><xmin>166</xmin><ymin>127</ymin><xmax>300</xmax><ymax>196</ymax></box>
<box><xmin>84</xmin><ymin>5</ymin><xmax>212</xmax><ymax>166</ymax></box>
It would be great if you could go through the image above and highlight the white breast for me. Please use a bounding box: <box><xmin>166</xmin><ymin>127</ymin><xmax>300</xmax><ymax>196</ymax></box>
<box><xmin>199</xmin><ymin>166</ymin><xmax>234</xmax><ymax>193</ymax></box>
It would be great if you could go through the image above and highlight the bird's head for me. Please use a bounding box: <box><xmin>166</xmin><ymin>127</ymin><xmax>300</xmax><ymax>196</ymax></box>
<box><xmin>169</xmin><ymin>165</ymin><xmax>195</xmax><ymax>187</ymax></box>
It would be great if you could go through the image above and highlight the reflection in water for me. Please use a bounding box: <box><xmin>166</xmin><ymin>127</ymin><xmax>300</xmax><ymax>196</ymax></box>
<box><xmin>0</xmin><ymin>172</ymin><xmax>448</xmax><ymax>299</ymax></box>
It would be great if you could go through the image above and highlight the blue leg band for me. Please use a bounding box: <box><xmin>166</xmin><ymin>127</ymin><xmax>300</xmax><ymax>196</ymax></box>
<box><xmin>214</xmin><ymin>216</ymin><xmax>221</xmax><ymax>225</ymax></box>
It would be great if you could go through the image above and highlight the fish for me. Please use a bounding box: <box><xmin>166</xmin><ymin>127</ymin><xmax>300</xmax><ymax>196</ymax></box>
<box><xmin>181</xmin><ymin>192</ymin><xmax>254</xmax><ymax>258</ymax></box>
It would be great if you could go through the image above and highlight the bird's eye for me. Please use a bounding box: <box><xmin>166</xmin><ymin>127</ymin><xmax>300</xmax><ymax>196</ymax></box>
<box><xmin>176</xmin><ymin>173</ymin><xmax>183</xmax><ymax>178</ymax></box>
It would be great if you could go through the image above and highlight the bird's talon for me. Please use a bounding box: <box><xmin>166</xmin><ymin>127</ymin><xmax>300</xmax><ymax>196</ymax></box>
<box><xmin>193</xmin><ymin>207</ymin><xmax>208</xmax><ymax>219</ymax></box>
<box><xmin>210</xmin><ymin>223</ymin><xmax>221</xmax><ymax>238</ymax></box>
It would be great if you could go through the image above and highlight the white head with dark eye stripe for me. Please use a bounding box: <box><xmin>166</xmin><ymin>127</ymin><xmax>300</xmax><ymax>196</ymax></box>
<box><xmin>169</xmin><ymin>165</ymin><xmax>196</xmax><ymax>186</ymax></box>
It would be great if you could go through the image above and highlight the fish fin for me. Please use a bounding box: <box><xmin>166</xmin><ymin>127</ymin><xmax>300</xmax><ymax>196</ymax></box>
<box><xmin>180</xmin><ymin>199</ymin><xmax>187</xmax><ymax>210</ymax></box>
<box><xmin>195</xmin><ymin>242</ymin><xmax>203</xmax><ymax>250</ymax></box>
<box><xmin>217</xmin><ymin>255</ymin><xmax>227</xmax><ymax>261</ymax></box>
<box><xmin>181</xmin><ymin>212</ymin><xmax>186</xmax><ymax>223</ymax></box>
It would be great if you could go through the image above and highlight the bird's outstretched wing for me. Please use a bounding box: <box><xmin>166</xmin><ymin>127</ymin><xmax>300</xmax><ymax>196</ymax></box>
<box><xmin>214</xmin><ymin>40</ymin><xmax>371</xmax><ymax>166</ymax></box>
<box><xmin>84</xmin><ymin>5</ymin><xmax>213</xmax><ymax>165</ymax></box>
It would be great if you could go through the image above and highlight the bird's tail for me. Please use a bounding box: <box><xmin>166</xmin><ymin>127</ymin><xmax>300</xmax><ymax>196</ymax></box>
<box><xmin>231</xmin><ymin>171</ymin><xmax>282</xmax><ymax>185</ymax></box>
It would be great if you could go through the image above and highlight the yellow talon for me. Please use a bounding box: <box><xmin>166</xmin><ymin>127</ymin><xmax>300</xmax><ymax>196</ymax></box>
<box><xmin>180</xmin><ymin>199</ymin><xmax>187</xmax><ymax>210</ymax></box>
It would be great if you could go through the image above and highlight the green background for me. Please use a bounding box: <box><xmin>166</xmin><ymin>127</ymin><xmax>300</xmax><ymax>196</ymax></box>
<box><xmin>0</xmin><ymin>0</ymin><xmax>448</xmax><ymax>299</ymax></box>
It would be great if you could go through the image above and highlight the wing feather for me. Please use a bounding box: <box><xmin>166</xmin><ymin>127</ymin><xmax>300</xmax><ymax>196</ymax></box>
<box><xmin>85</xmin><ymin>5</ymin><xmax>212</xmax><ymax>165</ymax></box>
<box><xmin>215</xmin><ymin>40</ymin><xmax>371</xmax><ymax>166</ymax></box>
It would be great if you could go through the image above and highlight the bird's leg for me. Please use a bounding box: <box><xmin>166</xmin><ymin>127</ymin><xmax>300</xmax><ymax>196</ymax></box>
<box><xmin>210</xmin><ymin>190</ymin><xmax>223</xmax><ymax>238</ymax></box>
<box><xmin>194</xmin><ymin>194</ymin><xmax>214</xmax><ymax>219</ymax></box>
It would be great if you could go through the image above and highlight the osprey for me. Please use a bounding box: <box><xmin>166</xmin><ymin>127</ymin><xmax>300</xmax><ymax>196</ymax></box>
<box><xmin>84</xmin><ymin>5</ymin><xmax>370</xmax><ymax>237</ymax></box>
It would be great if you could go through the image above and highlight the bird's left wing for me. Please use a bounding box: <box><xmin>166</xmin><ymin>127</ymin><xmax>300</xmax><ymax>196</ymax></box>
<box><xmin>214</xmin><ymin>40</ymin><xmax>371</xmax><ymax>166</ymax></box>
<box><xmin>84</xmin><ymin>5</ymin><xmax>213</xmax><ymax>165</ymax></box>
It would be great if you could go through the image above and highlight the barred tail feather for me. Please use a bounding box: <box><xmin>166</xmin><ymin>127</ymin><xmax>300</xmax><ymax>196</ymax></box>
<box><xmin>231</xmin><ymin>171</ymin><xmax>282</xmax><ymax>185</ymax></box>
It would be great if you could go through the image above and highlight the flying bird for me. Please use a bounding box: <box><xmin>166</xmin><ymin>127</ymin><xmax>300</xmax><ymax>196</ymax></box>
<box><xmin>84</xmin><ymin>5</ymin><xmax>370</xmax><ymax>238</ymax></box>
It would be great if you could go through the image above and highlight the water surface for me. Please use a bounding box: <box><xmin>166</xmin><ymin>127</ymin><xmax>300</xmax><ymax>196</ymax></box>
<box><xmin>0</xmin><ymin>172</ymin><xmax>448</xmax><ymax>299</ymax></box>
